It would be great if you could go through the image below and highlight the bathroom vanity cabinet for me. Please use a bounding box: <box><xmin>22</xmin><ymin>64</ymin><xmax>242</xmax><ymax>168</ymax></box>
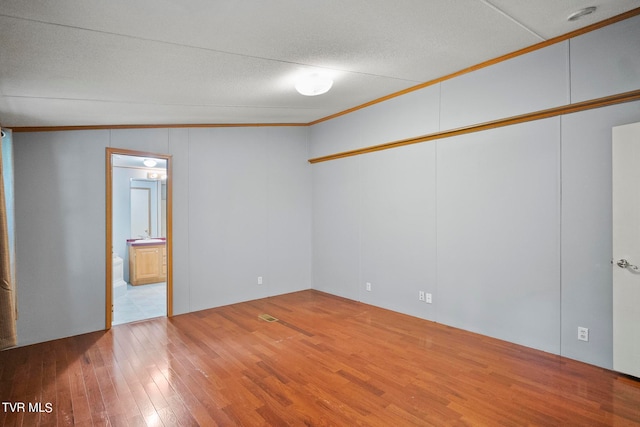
<box><xmin>128</xmin><ymin>241</ymin><xmax>166</xmax><ymax>285</ymax></box>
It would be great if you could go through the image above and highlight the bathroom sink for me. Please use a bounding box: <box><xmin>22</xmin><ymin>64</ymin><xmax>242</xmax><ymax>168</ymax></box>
<box><xmin>132</xmin><ymin>238</ymin><xmax>165</xmax><ymax>244</ymax></box>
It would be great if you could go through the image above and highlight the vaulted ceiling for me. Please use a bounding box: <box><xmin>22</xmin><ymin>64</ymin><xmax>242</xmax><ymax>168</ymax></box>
<box><xmin>1</xmin><ymin>0</ymin><xmax>639</xmax><ymax>128</ymax></box>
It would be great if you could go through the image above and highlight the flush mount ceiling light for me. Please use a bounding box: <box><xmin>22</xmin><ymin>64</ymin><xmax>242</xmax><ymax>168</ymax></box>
<box><xmin>568</xmin><ymin>6</ymin><xmax>596</xmax><ymax>21</ymax></box>
<box><xmin>143</xmin><ymin>158</ymin><xmax>157</xmax><ymax>167</ymax></box>
<box><xmin>295</xmin><ymin>73</ymin><xmax>333</xmax><ymax>96</ymax></box>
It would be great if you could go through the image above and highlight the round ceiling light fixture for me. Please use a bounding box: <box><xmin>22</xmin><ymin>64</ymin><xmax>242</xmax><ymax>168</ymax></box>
<box><xmin>143</xmin><ymin>158</ymin><xmax>157</xmax><ymax>167</ymax></box>
<box><xmin>568</xmin><ymin>6</ymin><xmax>596</xmax><ymax>21</ymax></box>
<box><xmin>295</xmin><ymin>73</ymin><xmax>333</xmax><ymax>96</ymax></box>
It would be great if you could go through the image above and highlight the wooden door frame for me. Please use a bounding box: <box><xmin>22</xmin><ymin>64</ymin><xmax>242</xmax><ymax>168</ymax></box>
<box><xmin>105</xmin><ymin>147</ymin><xmax>173</xmax><ymax>329</ymax></box>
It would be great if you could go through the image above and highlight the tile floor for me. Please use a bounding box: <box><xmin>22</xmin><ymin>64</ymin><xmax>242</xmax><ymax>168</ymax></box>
<box><xmin>113</xmin><ymin>282</ymin><xmax>166</xmax><ymax>325</ymax></box>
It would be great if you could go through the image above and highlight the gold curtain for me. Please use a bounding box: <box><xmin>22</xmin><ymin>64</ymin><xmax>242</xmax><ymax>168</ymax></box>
<box><xmin>0</xmin><ymin>129</ymin><xmax>17</xmax><ymax>350</ymax></box>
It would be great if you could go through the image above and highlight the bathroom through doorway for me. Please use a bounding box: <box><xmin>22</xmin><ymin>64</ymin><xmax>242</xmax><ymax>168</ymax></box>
<box><xmin>105</xmin><ymin>148</ymin><xmax>173</xmax><ymax>328</ymax></box>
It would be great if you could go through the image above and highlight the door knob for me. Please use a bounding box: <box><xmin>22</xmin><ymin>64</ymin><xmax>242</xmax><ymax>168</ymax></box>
<box><xmin>616</xmin><ymin>259</ymin><xmax>639</xmax><ymax>270</ymax></box>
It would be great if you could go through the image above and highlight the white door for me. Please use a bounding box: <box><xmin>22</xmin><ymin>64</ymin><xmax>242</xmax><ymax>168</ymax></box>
<box><xmin>612</xmin><ymin>121</ymin><xmax>640</xmax><ymax>378</ymax></box>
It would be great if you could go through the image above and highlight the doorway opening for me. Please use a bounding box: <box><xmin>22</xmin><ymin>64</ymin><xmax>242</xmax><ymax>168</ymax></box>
<box><xmin>106</xmin><ymin>148</ymin><xmax>173</xmax><ymax>328</ymax></box>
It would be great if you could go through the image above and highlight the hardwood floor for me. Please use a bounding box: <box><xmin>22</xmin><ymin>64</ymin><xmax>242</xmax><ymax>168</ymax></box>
<box><xmin>1</xmin><ymin>290</ymin><xmax>639</xmax><ymax>426</ymax></box>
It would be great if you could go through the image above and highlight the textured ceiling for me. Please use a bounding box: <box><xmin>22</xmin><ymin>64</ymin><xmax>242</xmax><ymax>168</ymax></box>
<box><xmin>1</xmin><ymin>0</ymin><xmax>639</xmax><ymax>127</ymax></box>
<box><xmin>112</xmin><ymin>154</ymin><xmax>167</xmax><ymax>171</ymax></box>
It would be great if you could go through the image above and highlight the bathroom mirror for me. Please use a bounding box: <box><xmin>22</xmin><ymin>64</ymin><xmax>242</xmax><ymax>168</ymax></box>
<box><xmin>130</xmin><ymin>179</ymin><xmax>162</xmax><ymax>239</ymax></box>
<box><xmin>130</xmin><ymin>186</ymin><xmax>151</xmax><ymax>238</ymax></box>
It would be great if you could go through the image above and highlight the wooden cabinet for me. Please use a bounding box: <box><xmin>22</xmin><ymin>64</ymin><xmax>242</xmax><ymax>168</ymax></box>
<box><xmin>129</xmin><ymin>243</ymin><xmax>166</xmax><ymax>285</ymax></box>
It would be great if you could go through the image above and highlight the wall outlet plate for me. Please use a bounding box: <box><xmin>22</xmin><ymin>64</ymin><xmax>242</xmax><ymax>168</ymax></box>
<box><xmin>257</xmin><ymin>276</ymin><xmax>263</xmax><ymax>285</ymax></box>
<box><xmin>419</xmin><ymin>291</ymin><xmax>425</xmax><ymax>301</ymax></box>
<box><xmin>425</xmin><ymin>293</ymin><xmax>432</xmax><ymax>304</ymax></box>
<box><xmin>578</xmin><ymin>327</ymin><xmax>589</xmax><ymax>342</ymax></box>
<box><xmin>366</xmin><ymin>282</ymin><xmax>371</xmax><ymax>292</ymax></box>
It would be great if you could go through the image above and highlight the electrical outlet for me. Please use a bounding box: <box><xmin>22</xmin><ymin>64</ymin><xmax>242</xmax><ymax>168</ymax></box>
<box><xmin>366</xmin><ymin>282</ymin><xmax>371</xmax><ymax>292</ymax></box>
<box><xmin>419</xmin><ymin>291</ymin><xmax>425</xmax><ymax>301</ymax></box>
<box><xmin>257</xmin><ymin>276</ymin><xmax>263</xmax><ymax>285</ymax></box>
<box><xmin>425</xmin><ymin>293</ymin><xmax>432</xmax><ymax>304</ymax></box>
<box><xmin>578</xmin><ymin>327</ymin><xmax>589</xmax><ymax>342</ymax></box>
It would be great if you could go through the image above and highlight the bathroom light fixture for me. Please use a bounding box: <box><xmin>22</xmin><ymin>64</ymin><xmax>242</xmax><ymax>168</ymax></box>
<box><xmin>295</xmin><ymin>73</ymin><xmax>333</xmax><ymax>96</ymax></box>
<box><xmin>146</xmin><ymin>172</ymin><xmax>167</xmax><ymax>180</ymax></box>
<box><xmin>143</xmin><ymin>158</ymin><xmax>157</xmax><ymax>167</ymax></box>
<box><xmin>568</xmin><ymin>6</ymin><xmax>596</xmax><ymax>21</ymax></box>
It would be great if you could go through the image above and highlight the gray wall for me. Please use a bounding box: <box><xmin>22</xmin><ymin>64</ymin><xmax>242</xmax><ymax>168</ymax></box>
<box><xmin>186</xmin><ymin>127</ymin><xmax>312</xmax><ymax>310</ymax></box>
<box><xmin>14</xmin><ymin>126</ymin><xmax>311</xmax><ymax>346</ymax></box>
<box><xmin>560</xmin><ymin>103</ymin><xmax>640</xmax><ymax>367</ymax></box>
<box><xmin>436</xmin><ymin>119</ymin><xmax>560</xmax><ymax>354</ymax></box>
<box><xmin>310</xmin><ymin>14</ymin><xmax>640</xmax><ymax>369</ymax></box>
<box><xmin>14</xmin><ymin>130</ymin><xmax>109</xmax><ymax>345</ymax></box>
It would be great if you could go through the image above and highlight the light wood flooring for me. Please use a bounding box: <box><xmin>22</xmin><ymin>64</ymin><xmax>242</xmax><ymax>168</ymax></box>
<box><xmin>1</xmin><ymin>290</ymin><xmax>639</xmax><ymax>426</ymax></box>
